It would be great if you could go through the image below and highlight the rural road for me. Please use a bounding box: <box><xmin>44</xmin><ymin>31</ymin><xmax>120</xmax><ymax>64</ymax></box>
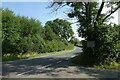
<box><xmin>2</xmin><ymin>47</ymin><xmax>120</xmax><ymax>78</ymax></box>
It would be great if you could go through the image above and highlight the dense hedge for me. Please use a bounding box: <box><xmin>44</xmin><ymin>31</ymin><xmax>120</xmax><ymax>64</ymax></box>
<box><xmin>43</xmin><ymin>40</ymin><xmax>74</xmax><ymax>52</ymax></box>
<box><xmin>2</xmin><ymin>8</ymin><xmax>74</xmax><ymax>55</ymax></box>
<box><xmin>82</xmin><ymin>23</ymin><xmax>120</xmax><ymax>65</ymax></box>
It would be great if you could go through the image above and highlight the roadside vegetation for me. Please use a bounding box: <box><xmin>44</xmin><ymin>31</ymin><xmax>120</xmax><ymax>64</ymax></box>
<box><xmin>50</xmin><ymin>1</ymin><xmax>120</xmax><ymax>69</ymax></box>
<box><xmin>2</xmin><ymin>8</ymin><xmax>74</xmax><ymax>61</ymax></box>
<box><xmin>71</xmin><ymin>52</ymin><xmax>120</xmax><ymax>70</ymax></box>
<box><xmin>2</xmin><ymin>1</ymin><xmax>120</xmax><ymax>70</ymax></box>
<box><xmin>70</xmin><ymin>37</ymin><xmax>82</xmax><ymax>47</ymax></box>
<box><xmin>3</xmin><ymin>49</ymin><xmax>74</xmax><ymax>62</ymax></box>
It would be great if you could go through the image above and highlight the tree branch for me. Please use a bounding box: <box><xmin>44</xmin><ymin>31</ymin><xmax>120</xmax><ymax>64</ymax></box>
<box><xmin>102</xmin><ymin>5</ymin><xmax>120</xmax><ymax>22</ymax></box>
<box><xmin>54</xmin><ymin>3</ymin><xmax>67</xmax><ymax>12</ymax></box>
<box><xmin>96</xmin><ymin>2</ymin><xmax>105</xmax><ymax>21</ymax></box>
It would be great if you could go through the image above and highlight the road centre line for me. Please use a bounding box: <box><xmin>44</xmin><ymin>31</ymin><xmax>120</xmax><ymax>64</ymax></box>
<box><xmin>16</xmin><ymin>70</ymin><xmax>33</xmax><ymax>76</ymax></box>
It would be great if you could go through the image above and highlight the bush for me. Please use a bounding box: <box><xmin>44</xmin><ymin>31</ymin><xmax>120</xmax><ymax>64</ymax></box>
<box><xmin>2</xmin><ymin>8</ymin><xmax>74</xmax><ymax>56</ymax></box>
<box><xmin>42</xmin><ymin>40</ymin><xmax>73</xmax><ymax>53</ymax></box>
<box><xmin>115</xmin><ymin>40</ymin><xmax>120</xmax><ymax>63</ymax></box>
<box><xmin>94</xmin><ymin>24</ymin><xmax>120</xmax><ymax>65</ymax></box>
<box><xmin>80</xmin><ymin>24</ymin><xmax>120</xmax><ymax>66</ymax></box>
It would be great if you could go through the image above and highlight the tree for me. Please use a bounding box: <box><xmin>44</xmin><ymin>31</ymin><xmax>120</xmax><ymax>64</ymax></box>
<box><xmin>49</xmin><ymin>1</ymin><xmax>120</xmax><ymax>39</ymax></box>
<box><xmin>49</xmin><ymin>1</ymin><xmax>120</xmax><ymax>65</ymax></box>
<box><xmin>44</xmin><ymin>25</ymin><xmax>58</xmax><ymax>41</ymax></box>
<box><xmin>2</xmin><ymin>8</ymin><xmax>74</xmax><ymax>55</ymax></box>
<box><xmin>70</xmin><ymin>37</ymin><xmax>80</xmax><ymax>46</ymax></box>
<box><xmin>2</xmin><ymin>8</ymin><xmax>45</xmax><ymax>53</ymax></box>
<box><xmin>46</xmin><ymin>18</ymin><xmax>74</xmax><ymax>40</ymax></box>
<box><xmin>2</xmin><ymin>8</ymin><xmax>21</xmax><ymax>53</ymax></box>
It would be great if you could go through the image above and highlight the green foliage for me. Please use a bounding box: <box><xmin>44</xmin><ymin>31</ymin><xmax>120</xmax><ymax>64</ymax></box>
<box><xmin>44</xmin><ymin>40</ymin><xmax>64</xmax><ymax>52</ymax></box>
<box><xmin>44</xmin><ymin>25</ymin><xmax>58</xmax><ymax>41</ymax></box>
<box><xmin>94</xmin><ymin>62</ymin><xmax>120</xmax><ymax>70</ymax></box>
<box><xmin>72</xmin><ymin>53</ymin><xmax>120</xmax><ymax>69</ymax></box>
<box><xmin>81</xmin><ymin>24</ymin><xmax>120</xmax><ymax>66</ymax></box>
<box><xmin>2</xmin><ymin>8</ymin><xmax>74</xmax><ymax>57</ymax></box>
<box><xmin>70</xmin><ymin>37</ymin><xmax>81</xmax><ymax>47</ymax></box>
<box><xmin>45</xmin><ymin>18</ymin><xmax>74</xmax><ymax>40</ymax></box>
<box><xmin>49</xmin><ymin>1</ymin><xmax>120</xmax><ymax>67</ymax></box>
<box><xmin>43</xmin><ymin>40</ymin><xmax>74</xmax><ymax>53</ymax></box>
<box><xmin>2</xmin><ymin>8</ymin><xmax>21</xmax><ymax>53</ymax></box>
<box><xmin>50</xmin><ymin>2</ymin><xmax>120</xmax><ymax>67</ymax></box>
<box><xmin>52</xmin><ymin>2</ymin><xmax>120</xmax><ymax>66</ymax></box>
<box><xmin>94</xmin><ymin>24</ymin><xmax>120</xmax><ymax>65</ymax></box>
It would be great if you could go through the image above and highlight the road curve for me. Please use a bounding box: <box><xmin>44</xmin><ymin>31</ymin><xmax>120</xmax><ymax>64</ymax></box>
<box><xmin>2</xmin><ymin>47</ymin><xmax>119</xmax><ymax>78</ymax></box>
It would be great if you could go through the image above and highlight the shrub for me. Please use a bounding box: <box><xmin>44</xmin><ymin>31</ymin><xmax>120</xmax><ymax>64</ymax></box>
<box><xmin>2</xmin><ymin>8</ymin><xmax>74</xmax><ymax>56</ymax></box>
<box><xmin>80</xmin><ymin>24</ymin><xmax>120</xmax><ymax>66</ymax></box>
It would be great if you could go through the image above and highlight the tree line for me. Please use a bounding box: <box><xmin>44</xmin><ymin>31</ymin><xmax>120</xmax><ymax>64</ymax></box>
<box><xmin>2</xmin><ymin>8</ymin><xmax>74</xmax><ymax>55</ymax></box>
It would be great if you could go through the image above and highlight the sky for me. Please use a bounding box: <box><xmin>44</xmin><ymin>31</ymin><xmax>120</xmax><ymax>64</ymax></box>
<box><xmin>1</xmin><ymin>2</ymin><xmax>118</xmax><ymax>40</ymax></box>
<box><xmin>2</xmin><ymin>2</ymin><xmax>83</xmax><ymax>40</ymax></box>
<box><xmin>2</xmin><ymin>2</ymin><xmax>67</xmax><ymax>26</ymax></box>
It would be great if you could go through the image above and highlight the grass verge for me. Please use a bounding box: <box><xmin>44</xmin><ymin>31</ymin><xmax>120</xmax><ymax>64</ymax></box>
<box><xmin>93</xmin><ymin>62</ymin><xmax>120</xmax><ymax>70</ymax></box>
<box><xmin>71</xmin><ymin>53</ymin><xmax>120</xmax><ymax>70</ymax></box>
<box><xmin>2</xmin><ymin>48</ymin><xmax>74</xmax><ymax>62</ymax></box>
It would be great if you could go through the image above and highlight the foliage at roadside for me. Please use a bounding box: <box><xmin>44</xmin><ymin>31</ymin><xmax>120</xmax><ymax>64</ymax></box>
<box><xmin>45</xmin><ymin>19</ymin><xmax>74</xmax><ymax>40</ymax></box>
<box><xmin>73</xmin><ymin>24</ymin><xmax>120</xmax><ymax>67</ymax></box>
<box><xmin>2</xmin><ymin>8</ymin><xmax>74</xmax><ymax>57</ymax></box>
<box><xmin>50</xmin><ymin>1</ymin><xmax>120</xmax><ymax>67</ymax></box>
<box><xmin>3</xmin><ymin>49</ymin><xmax>74</xmax><ymax>62</ymax></box>
<box><xmin>70</xmin><ymin>37</ymin><xmax>82</xmax><ymax>47</ymax></box>
<box><xmin>71</xmin><ymin>52</ymin><xmax>120</xmax><ymax>70</ymax></box>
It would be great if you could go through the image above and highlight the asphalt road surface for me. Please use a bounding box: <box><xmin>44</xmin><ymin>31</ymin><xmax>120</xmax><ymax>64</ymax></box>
<box><xmin>2</xmin><ymin>47</ymin><xmax>119</xmax><ymax>78</ymax></box>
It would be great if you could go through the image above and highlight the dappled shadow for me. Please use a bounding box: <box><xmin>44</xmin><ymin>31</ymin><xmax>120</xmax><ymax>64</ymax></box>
<box><xmin>2</xmin><ymin>57</ymin><xmax>119</xmax><ymax>78</ymax></box>
<box><xmin>2</xmin><ymin>57</ymin><xmax>75</xmax><ymax>77</ymax></box>
<box><xmin>2</xmin><ymin>47</ymin><xmax>120</xmax><ymax>78</ymax></box>
<box><xmin>71</xmin><ymin>66</ymin><xmax>119</xmax><ymax>78</ymax></box>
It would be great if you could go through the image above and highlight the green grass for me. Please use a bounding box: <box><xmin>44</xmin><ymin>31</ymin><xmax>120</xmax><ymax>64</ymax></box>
<box><xmin>71</xmin><ymin>53</ymin><xmax>120</xmax><ymax>70</ymax></box>
<box><xmin>3</xmin><ymin>49</ymin><xmax>74</xmax><ymax>62</ymax></box>
<box><xmin>93</xmin><ymin>62</ymin><xmax>120</xmax><ymax>70</ymax></box>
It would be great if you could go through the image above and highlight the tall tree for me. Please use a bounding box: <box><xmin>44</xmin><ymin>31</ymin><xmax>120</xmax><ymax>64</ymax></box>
<box><xmin>49</xmin><ymin>1</ymin><xmax>120</xmax><ymax>40</ymax></box>
<box><xmin>2</xmin><ymin>8</ymin><xmax>21</xmax><ymax>53</ymax></box>
<box><xmin>49</xmin><ymin>1</ymin><xmax>120</xmax><ymax>65</ymax></box>
<box><xmin>44</xmin><ymin>25</ymin><xmax>58</xmax><ymax>41</ymax></box>
<box><xmin>46</xmin><ymin>18</ymin><xmax>74</xmax><ymax>40</ymax></box>
<box><xmin>2</xmin><ymin>8</ymin><xmax>74</xmax><ymax>55</ymax></box>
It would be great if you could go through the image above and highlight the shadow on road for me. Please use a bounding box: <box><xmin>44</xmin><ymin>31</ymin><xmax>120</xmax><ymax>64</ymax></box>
<box><xmin>3</xmin><ymin>57</ymin><xmax>73</xmax><ymax>75</ymax></box>
<box><xmin>2</xmin><ymin>56</ymin><xmax>119</xmax><ymax>78</ymax></box>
